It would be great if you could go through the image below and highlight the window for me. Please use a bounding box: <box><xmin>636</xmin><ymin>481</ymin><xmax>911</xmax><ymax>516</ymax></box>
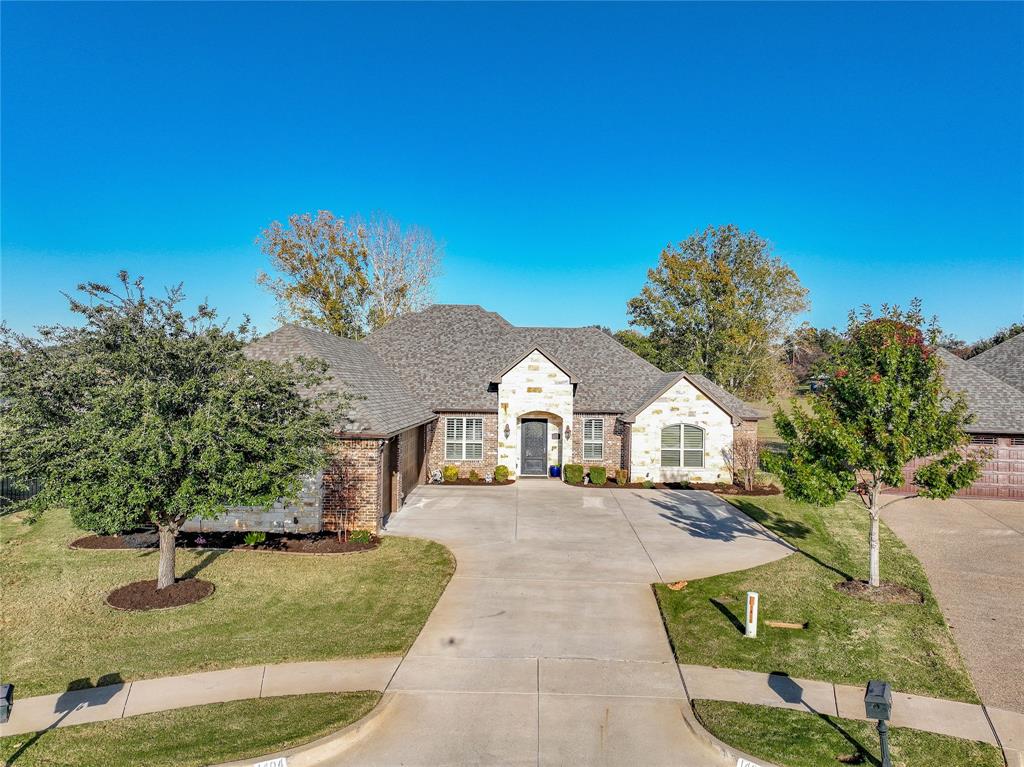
<box><xmin>445</xmin><ymin>417</ymin><xmax>483</xmax><ymax>460</ymax></box>
<box><xmin>1012</xmin><ymin>437</ymin><xmax>1024</xmax><ymax>447</ymax></box>
<box><xmin>583</xmin><ymin>418</ymin><xmax>604</xmax><ymax>461</ymax></box>
<box><xmin>970</xmin><ymin>435</ymin><xmax>997</xmax><ymax>446</ymax></box>
<box><xmin>661</xmin><ymin>424</ymin><xmax>704</xmax><ymax>468</ymax></box>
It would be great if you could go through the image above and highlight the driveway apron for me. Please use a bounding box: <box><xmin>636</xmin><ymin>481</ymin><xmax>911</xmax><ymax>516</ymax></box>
<box><xmin>326</xmin><ymin>481</ymin><xmax>792</xmax><ymax>766</ymax></box>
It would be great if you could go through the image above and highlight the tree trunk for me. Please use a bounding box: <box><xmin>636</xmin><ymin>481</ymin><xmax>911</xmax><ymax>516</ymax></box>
<box><xmin>868</xmin><ymin>482</ymin><xmax>881</xmax><ymax>588</ymax></box>
<box><xmin>157</xmin><ymin>526</ymin><xmax>177</xmax><ymax>590</ymax></box>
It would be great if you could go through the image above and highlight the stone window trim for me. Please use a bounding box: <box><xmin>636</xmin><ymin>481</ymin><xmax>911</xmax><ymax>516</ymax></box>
<box><xmin>582</xmin><ymin>418</ymin><xmax>604</xmax><ymax>461</ymax></box>
<box><xmin>445</xmin><ymin>416</ymin><xmax>485</xmax><ymax>461</ymax></box>
<box><xmin>661</xmin><ymin>424</ymin><xmax>705</xmax><ymax>468</ymax></box>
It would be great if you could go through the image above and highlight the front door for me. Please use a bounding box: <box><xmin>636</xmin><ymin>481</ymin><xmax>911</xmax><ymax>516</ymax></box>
<box><xmin>521</xmin><ymin>419</ymin><xmax>548</xmax><ymax>476</ymax></box>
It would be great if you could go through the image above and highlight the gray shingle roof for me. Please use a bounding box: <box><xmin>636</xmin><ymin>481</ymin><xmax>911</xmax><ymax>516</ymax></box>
<box><xmin>969</xmin><ymin>331</ymin><xmax>1024</xmax><ymax>393</ymax></box>
<box><xmin>364</xmin><ymin>304</ymin><xmax>765</xmax><ymax>419</ymax></box>
<box><xmin>937</xmin><ymin>348</ymin><xmax>1024</xmax><ymax>434</ymax></box>
<box><xmin>246</xmin><ymin>324</ymin><xmax>435</xmax><ymax>436</ymax></box>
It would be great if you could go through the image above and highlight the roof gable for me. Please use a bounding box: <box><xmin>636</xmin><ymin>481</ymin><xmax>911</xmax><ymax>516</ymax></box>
<box><xmin>970</xmin><ymin>332</ymin><xmax>1024</xmax><ymax>393</ymax></box>
<box><xmin>489</xmin><ymin>345</ymin><xmax>579</xmax><ymax>384</ymax></box>
<box><xmin>937</xmin><ymin>348</ymin><xmax>1024</xmax><ymax>434</ymax></box>
<box><xmin>620</xmin><ymin>371</ymin><xmax>767</xmax><ymax>425</ymax></box>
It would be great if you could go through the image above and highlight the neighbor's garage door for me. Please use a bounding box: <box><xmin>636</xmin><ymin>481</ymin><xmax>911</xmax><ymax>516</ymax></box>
<box><xmin>896</xmin><ymin>435</ymin><xmax>1024</xmax><ymax>500</ymax></box>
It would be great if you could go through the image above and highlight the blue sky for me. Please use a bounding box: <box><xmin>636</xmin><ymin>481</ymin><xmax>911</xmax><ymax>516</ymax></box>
<box><xmin>3</xmin><ymin>1</ymin><xmax>1022</xmax><ymax>340</ymax></box>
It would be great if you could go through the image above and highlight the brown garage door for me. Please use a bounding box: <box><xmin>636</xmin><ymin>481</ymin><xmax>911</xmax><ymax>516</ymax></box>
<box><xmin>895</xmin><ymin>435</ymin><xmax>1024</xmax><ymax>499</ymax></box>
<box><xmin>398</xmin><ymin>425</ymin><xmax>425</xmax><ymax>505</ymax></box>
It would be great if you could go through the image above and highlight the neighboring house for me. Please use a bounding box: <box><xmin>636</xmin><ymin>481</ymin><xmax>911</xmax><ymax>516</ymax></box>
<box><xmin>897</xmin><ymin>337</ymin><xmax>1024</xmax><ymax>499</ymax></box>
<box><xmin>245</xmin><ymin>304</ymin><xmax>767</xmax><ymax>533</ymax></box>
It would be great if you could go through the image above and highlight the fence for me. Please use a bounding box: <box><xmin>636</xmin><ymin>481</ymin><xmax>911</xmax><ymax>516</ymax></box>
<box><xmin>0</xmin><ymin>477</ymin><xmax>42</xmax><ymax>507</ymax></box>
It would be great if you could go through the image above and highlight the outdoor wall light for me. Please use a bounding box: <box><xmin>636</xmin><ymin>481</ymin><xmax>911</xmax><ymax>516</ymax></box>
<box><xmin>504</xmin><ymin>424</ymin><xmax>510</xmax><ymax>438</ymax></box>
<box><xmin>564</xmin><ymin>426</ymin><xmax>572</xmax><ymax>440</ymax></box>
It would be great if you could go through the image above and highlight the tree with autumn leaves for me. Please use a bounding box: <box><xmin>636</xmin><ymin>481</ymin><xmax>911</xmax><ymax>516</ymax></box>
<box><xmin>766</xmin><ymin>302</ymin><xmax>983</xmax><ymax>588</ymax></box>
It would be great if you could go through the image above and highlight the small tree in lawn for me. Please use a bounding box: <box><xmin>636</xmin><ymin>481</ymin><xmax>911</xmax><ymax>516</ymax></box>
<box><xmin>765</xmin><ymin>301</ymin><xmax>983</xmax><ymax>588</ymax></box>
<box><xmin>1</xmin><ymin>273</ymin><xmax>341</xmax><ymax>590</ymax></box>
<box><xmin>724</xmin><ymin>432</ymin><xmax>763</xmax><ymax>491</ymax></box>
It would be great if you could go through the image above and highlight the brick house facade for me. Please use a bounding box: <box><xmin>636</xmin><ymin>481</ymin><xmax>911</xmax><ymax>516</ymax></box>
<box><xmin>243</xmin><ymin>307</ymin><xmax>770</xmax><ymax>533</ymax></box>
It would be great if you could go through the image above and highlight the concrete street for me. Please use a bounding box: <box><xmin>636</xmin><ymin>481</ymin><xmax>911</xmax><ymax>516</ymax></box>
<box><xmin>327</xmin><ymin>480</ymin><xmax>793</xmax><ymax>766</ymax></box>
<box><xmin>881</xmin><ymin>495</ymin><xmax>1024</xmax><ymax>715</ymax></box>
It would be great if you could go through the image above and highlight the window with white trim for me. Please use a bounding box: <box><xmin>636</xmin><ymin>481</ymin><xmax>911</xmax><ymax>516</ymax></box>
<box><xmin>583</xmin><ymin>418</ymin><xmax>604</xmax><ymax>461</ymax></box>
<box><xmin>445</xmin><ymin>417</ymin><xmax>484</xmax><ymax>460</ymax></box>
<box><xmin>661</xmin><ymin>424</ymin><xmax>704</xmax><ymax>468</ymax></box>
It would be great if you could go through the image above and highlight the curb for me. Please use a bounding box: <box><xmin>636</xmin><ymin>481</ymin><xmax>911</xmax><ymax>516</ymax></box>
<box><xmin>673</xmin><ymin>665</ymin><xmax>783</xmax><ymax>767</ymax></box>
<box><xmin>213</xmin><ymin>692</ymin><xmax>396</xmax><ymax>767</ymax></box>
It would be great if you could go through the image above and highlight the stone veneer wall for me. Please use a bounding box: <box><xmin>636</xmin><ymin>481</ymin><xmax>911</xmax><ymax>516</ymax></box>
<box><xmin>497</xmin><ymin>350</ymin><xmax>575</xmax><ymax>477</ymax></box>
<box><xmin>182</xmin><ymin>473</ymin><xmax>324</xmax><ymax>534</ymax></box>
<box><xmin>571</xmin><ymin>414</ymin><xmax>627</xmax><ymax>473</ymax></box>
<box><xmin>322</xmin><ymin>438</ymin><xmax>384</xmax><ymax>531</ymax></box>
<box><xmin>629</xmin><ymin>378</ymin><xmax>734</xmax><ymax>483</ymax></box>
<box><xmin>426</xmin><ymin>412</ymin><xmax>500</xmax><ymax>478</ymax></box>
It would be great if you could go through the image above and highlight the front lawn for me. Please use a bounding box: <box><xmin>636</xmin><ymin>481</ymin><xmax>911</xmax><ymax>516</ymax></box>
<box><xmin>655</xmin><ymin>494</ymin><xmax>977</xmax><ymax>702</ymax></box>
<box><xmin>1</xmin><ymin>510</ymin><xmax>454</xmax><ymax>697</ymax></box>
<box><xmin>0</xmin><ymin>692</ymin><xmax>380</xmax><ymax>767</ymax></box>
<box><xmin>693</xmin><ymin>700</ymin><xmax>1003</xmax><ymax>767</ymax></box>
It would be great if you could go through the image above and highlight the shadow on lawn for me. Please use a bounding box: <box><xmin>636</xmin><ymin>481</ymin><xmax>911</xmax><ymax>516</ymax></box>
<box><xmin>6</xmin><ymin>674</ymin><xmax>125</xmax><ymax>765</ymax></box>
<box><xmin>767</xmin><ymin>672</ymin><xmax>877</xmax><ymax>766</ymax></box>
<box><xmin>710</xmin><ymin>598</ymin><xmax>746</xmax><ymax>635</ymax></box>
<box><xmin>731</xmin><ymin>499</ymin><xmax>854</xmax><ymax>582</ymax></box>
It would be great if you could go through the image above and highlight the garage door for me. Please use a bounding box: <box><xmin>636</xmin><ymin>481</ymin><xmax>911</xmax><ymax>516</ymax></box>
<box><xmin>895</xmin><ymin>435</ymin><xmax>1024</xmax><ymax>500</ymax></box>
<box><xmin>398</xmin><ymin>425</ymin><xmax>425</xmax><ymax>504</ymax></box>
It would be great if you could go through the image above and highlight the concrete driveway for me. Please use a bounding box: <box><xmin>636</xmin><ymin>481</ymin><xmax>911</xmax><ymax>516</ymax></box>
<box><xmin>882</xmin><ymin>495</ymin><xmax>1024</xmax><ymax>715</ymax></box>
<box><xmin>324</xmin><ymin>480</ymin><xmax>792</xmax><ymax>766</ymax></box>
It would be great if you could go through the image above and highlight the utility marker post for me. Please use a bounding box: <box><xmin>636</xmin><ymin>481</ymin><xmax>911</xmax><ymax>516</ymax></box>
<box><xmin>745</xmin><ymin>591</ymin><xmax>759</xmax><ymax>638</ymax></box>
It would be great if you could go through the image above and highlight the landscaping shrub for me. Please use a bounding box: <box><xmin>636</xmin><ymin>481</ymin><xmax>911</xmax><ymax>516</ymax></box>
<box><xmin>494</xmin><ymin>465</ymin><xmax>510</xmax><ymax>483</ymax></box>
<box><xmin>468</xmin><ymin>469</ymin><xmax>481</xmax><ymax>483</ymax></box>
<box><xmin>349</xmin><ymin>529</ymin><xmax>373</xmax><ymax>544</ymax></box>
<box><xmin>615</xmin><ymin>469</ymin><xmax>629</xmax><ymax>486</ymax></box>
<box><xmin>442</xmin><ymin>465</ymin><xmax>459</xmax><ymax>483</ymax></box>
<box><xmin>642</xmin><ymin>479</ymin><xmax>655</xmax><ymax>489</ymax></box>
<box><xmin>243</xmin><ymin>531</ymin><xmax>266</xmax><ymax>546</ymax></box>
<box><xmin>589</xmin><ymin>466</ymin><xmax>607</xmax><ymax>485</ymax></box>
<box><xmin>563</xmin><ymin>464</ymin><xmax>585</xmax><ymax>484</ymax></box>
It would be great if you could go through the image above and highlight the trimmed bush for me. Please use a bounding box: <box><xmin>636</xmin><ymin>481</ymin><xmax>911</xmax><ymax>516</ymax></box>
<box><xmin>642</xmin><ymin>479</ymin><xmax>655</xmax><ymax>489</ymax></box>
<box><xmin>468</xmin><ymin>469</ymin><xmax>481</xmax><ymax>483</ymax></box>
<box><xmin>589</xmin><ymin>466</ymin><xmax>607</xmax><ymax>485</ymax></box>
<box><xmin>442</xmin><ymin>465</ymin><xmax>459</xmax><ymax>483</ymax></box>
<box><xmin>494</xmin><ymin>465</ymin><xmax>510</xmax><ymax>483</ymax></box>
<box><xmin>563</xmin><ymin>464</ymin><xmax>585</xmax><ymax>484</ymax></box>
<box><xmin>615</xmin><ymin>469</ymin><xmax>629</xmax><ymax>486</ymax></box>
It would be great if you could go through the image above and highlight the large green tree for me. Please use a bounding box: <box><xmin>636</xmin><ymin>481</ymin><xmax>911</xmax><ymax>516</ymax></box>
<box><xmin>1</xmin><ymin>273</ymin><xmax>340</xmax><ymax>590</ymax></box>
<box><xmin>765</xmin><ymin>302</ymin><xmax>983</xmax><ymax>588</ymax></box>
<box><xmin>626</xmin><ymin>224</ymin><xmax>808</xmax><ymax>400</ymax></box>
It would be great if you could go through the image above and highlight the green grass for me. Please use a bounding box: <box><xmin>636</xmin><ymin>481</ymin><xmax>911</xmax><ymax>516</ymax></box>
<box><xmin>0</xmin><ymin>692</ymin><xmax>380</xmax><ymax>767</ymax></box>
<box><xmin>1</xmin><ymin>510</ymin><xmax>454</xmax><ymax>697</ymax></box>
<box><xmin>755</xmin><ymin>394</ymin><xmax>808</xmax><ymax>448</ymax></box>
<box><xmin>655</xmin><ymin>494</ymin><xmax>977</xmax><ymax>702</ymax></box>
<box><xmin>693</xmin><ymin>700</ymin><xmax>1003</xmax><ymax>767</ymax></box>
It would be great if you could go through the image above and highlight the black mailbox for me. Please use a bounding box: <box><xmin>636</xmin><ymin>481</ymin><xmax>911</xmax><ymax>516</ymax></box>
<box><xmin>0</xmin><ymin>683</ymin><xmax>12</xmax><ymax>724</ymax></box>
<box><xmin>864</xmin><ymin>679</ymin><xmax>892</xmax><ymax>720</ymax></box>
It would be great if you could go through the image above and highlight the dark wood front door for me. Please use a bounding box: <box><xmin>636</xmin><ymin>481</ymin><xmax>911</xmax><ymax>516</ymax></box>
<box><xmin>521</xmin><ymin>419</ymin><xmax>548</xmax><ymax>476</ymax></box>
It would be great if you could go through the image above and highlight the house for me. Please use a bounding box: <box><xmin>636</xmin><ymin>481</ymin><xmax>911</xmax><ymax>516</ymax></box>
<box><xmin>245</xmin><ymin>304</ymin><xmax>767</xmax><ymax>533</ymax></box>
<box><xmin>897</xmin><ymin>337</ymin><xmax>1024</xmax><ymax>499</ymax></box>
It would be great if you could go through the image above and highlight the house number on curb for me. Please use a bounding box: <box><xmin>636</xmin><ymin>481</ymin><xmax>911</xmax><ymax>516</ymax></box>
<box><xmin>253</xmin><ymin>758</ymin><xmax>287</xmax><ymax>767</ymax></box>
<box><xmin>737</xmin><ymin>759</ymin><xmax>763</xmax><ymax>767</ymax></box>
<box><xmin>745</xmin><ymin>591</ymin><xmax>759</xmax><ymax>638</ymax></box>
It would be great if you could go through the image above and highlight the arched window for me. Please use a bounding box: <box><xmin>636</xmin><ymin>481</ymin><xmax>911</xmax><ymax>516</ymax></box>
<box><xmin>661</xmin><ymin>424</ymin><xmax>704</xmax><ymax>468</ymax></box>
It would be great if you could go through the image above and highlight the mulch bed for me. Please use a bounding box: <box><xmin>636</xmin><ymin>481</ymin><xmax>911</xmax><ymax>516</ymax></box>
<box><xmin>72</xmin><ymin>530</ymin><xmax>380</xmax><ymax>555</ymax></box>
<box><xmin>106</xmin><ymin>578</ymin><xmax>215</xmax><ymax>611</ymax></box>
<box><xmin>435</xmin><ymin>479</ymin><xmax>516</xmax><ymax>486</ymax></box>
<box><xmin>834</xmin><ymin>579</ymin><xmax>925</xmax><ymax>605</ymax></box>
<box><xmin>564</xmin><ymin>480</ymin><xmax>781</xmax><ymax>495</ymax></box>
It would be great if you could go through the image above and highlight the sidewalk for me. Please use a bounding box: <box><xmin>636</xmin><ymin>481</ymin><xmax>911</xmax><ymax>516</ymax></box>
<box><xmin>681</xmin><ymin>664</ymin><xmax>1024</xmax><ymax>765</ymax></box>
<box><xmin>0</xmin><ymin>656</ymin><xmax>401</xmax><ymax>738</ymax></box>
